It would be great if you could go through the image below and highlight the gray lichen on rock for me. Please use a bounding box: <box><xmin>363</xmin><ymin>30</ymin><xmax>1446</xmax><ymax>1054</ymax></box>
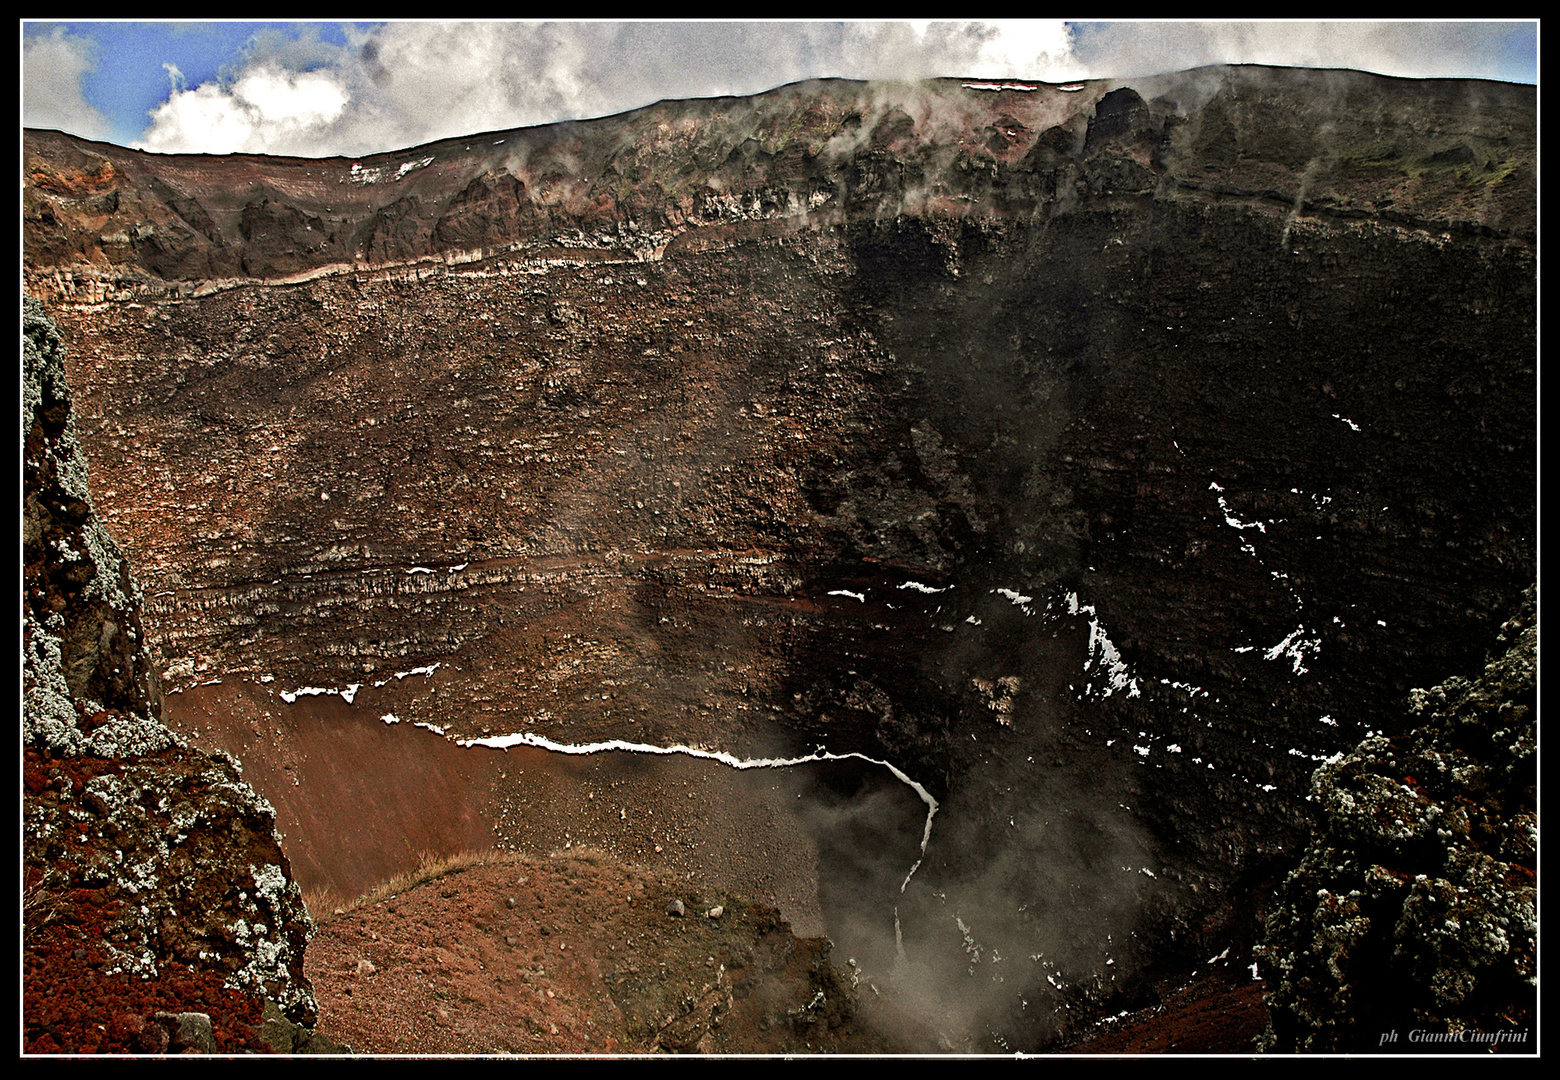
<box><xmin>24</xmin><ymin>294</ymin><xmax>169</xmax><ymax>756</ymax></box>
<box><xmin>23</xmin><ymin>295</ymin><xmax>319</xmax><ymax>1027</ymax></box>
<box><xmin>1255</xmin><ymin>586</ymin><xmax>1536</xmax><ymax>1051</ymax></box>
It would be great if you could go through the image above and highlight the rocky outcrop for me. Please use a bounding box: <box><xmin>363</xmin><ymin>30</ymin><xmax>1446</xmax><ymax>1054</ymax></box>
<box><xmin>22</xmin><ymin>66</ymin><xmax>1536</xmax><ymax>1051</ymax></box>
<box><xmin>1255</xmin><ymin>586</ymin><xmax>1536</xmax><ymax>1052</ymax></box>
<box><xmin>23</xmin><ymin>296</ymin><xmax>317</xmax><ymax>1051</ymax></box>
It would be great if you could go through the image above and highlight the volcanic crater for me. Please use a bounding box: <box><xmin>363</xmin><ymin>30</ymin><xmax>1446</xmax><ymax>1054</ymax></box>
<box><xmin>23</xmin><ymin>66</ymin><xmax>1536</xmax><ymax>1053</ymax></box>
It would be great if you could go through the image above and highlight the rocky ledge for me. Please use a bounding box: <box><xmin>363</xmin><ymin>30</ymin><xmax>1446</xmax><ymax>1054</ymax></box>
<box><xmin>23</xmin><ymin>297</ymin><xmax>323</xmax><ymax>1053</ymax></box>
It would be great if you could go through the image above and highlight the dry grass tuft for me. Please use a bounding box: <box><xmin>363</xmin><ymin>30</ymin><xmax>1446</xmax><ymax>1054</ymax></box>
<box><xmin>556</xmin><ymin>844</ymin><xmax>610</xmax><ymax>866</ymax></box>
<box><xmin>304</xmin><ymin>848</ymin><xmax>530</xmax><ymax>924</ymax></box>
<box><xmin>301</xmin><ymin>884</ymin><xmax>350</xmax><ymax>923</ymax></box>
<box><xmin>23</xmin><ymin>880</ymin><xmax>69</xmax><ymax>940</ymax></box>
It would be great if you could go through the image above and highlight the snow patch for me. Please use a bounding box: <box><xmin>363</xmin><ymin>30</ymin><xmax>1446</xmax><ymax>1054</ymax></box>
<box><xmin>350</xmin><ymin>155</ymin><xmax>433</xmax><ymax>185</ymax></box>
<box><xmin>368</xmin><ymin>662</ymin><xmax>445</xmax><ymax>689</ymax></box>
<box><xmin>280</xmin><ymin>683</ymin><xmax>361</xmax><ymax>705</ymax></box>
<box><xmin>1073</xmin><ymin>594</ymin><xmax>1141</xmax><ymax>699</ymax></box>
<box><xmin>395</xmin><ymin>156</ymin><xmax>434</xmax><ymax>180</ymax></box>
<box><xmin>279</xmin><ymin>686</ymin><xmax>332</xmax><ymax>704</ymax></box>
<box><xmin>1264</xmin><ymin>627</ymin><xmax>1321</xmax><ymax>675</ymax></box>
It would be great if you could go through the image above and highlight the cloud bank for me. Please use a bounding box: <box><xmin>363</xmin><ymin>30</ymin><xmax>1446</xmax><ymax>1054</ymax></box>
<box><xmin>22</xmin><ymin>25</ymin><xmax>113</xmax><ymax>142</ymax></box>
<box><xmin>1069</xmin><ymin>20</ymin><xmax>1536</xmax><ymax>81</ymax></box>
<box><xmin>124</xmin><ymin>22</ymin><xmax>1081</xmax><ymax>158</ymax></box>
<box><xmin>23</xmin><ymin>21</ymin><xmax>1536</xmax><ymax>159</ymax></box>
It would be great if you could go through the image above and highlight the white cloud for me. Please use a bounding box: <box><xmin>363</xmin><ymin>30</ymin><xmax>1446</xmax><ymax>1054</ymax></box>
<box><xmin>951</xmin><ymin>20</ymin><xmax>1080</xmax><ymax>78</ymax></box>
<box><xmin>839</xmin><ymin>21</ymin><xmax>1079</xmax><ymax>81</ymax></box>
<box><xmin>137</xmin><ymin>65</ymin><xmax>350</xmax><ymax>155</ymax></box>
<box><xmin>23</xmin><ymin>26</ymin><xmax>113</xmax><ymax>140</ymax></box>
<box><xmin>128</xmin><ymin>21</ymin><xmax>1084</xmax><ymax>158</ymax></box>
<box><xmin>119</xmin><ymin>21</ymin><xmax>1529</xmax><ymax>158</ymax></box>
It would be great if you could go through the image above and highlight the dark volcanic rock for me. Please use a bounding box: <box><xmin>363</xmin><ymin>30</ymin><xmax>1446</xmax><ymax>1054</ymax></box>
<box><xmin>1255</xmin><ymin>587</ymin><xmax>1536</xmax><ymax>1053</ymax></box>
<box><xmin>21</xmin><ymin>67</ymin><xmax>1536</xmax><ymax>1052</ymax></box>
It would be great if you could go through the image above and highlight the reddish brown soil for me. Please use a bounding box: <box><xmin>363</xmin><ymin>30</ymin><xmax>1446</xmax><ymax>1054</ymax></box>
<box><xmin>167</xmin><ymin>679</ymin><xmax>838</xmax><ymax>933</ymax></box>
<box><xmin>23</xmin><ymin>754</ymin><xmax>272</xmax><ymax>1056</ymax></box>
<box><xmin>304</xmin><ymin>850</ymin><xmax>919</xmax><ymax>1055</ymax></box>
<box><xmin>169</xmin><ymin>681</ymin><xmax>502</xmax><ymax>903</ymax></box>
<box><xmin>1067</xmin><ymin>967</ymin><xmax>1271</xmax><ymax>1055</ymax></box>
<box><xmin>24</xmin><ymin>913</ymin><xmax>271</xmax><ymax>1054</ymax></box>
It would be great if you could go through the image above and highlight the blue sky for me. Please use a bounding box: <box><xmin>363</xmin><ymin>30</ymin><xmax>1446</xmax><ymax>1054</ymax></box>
<box><xmin>54</xmin><ymin>22</ymin><xmax>363</xmax><ymax>142</ymax></box>
<box><xmin>22</xmin><ymin>20</ymin><xmax>1539</xmax><ymax>157</ymax></box>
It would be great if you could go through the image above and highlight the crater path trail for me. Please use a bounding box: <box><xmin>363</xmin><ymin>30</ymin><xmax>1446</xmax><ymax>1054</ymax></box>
<box><xmin>165</xmin><ymin>682</ymin><xmax>933</xmax><ymax>954</ymax></box>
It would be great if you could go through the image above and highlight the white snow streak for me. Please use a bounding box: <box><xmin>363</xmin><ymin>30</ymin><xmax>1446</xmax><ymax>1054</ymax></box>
<box><xmin>460</xmin><ymin>728</ymin><xmax>938</xmax><ymax>966</ymax></box>
<box><xmin>963</xmin><ymin>81</ymin><xmax>1039</xmax><ymax>91</ymax></box>
<box><xmin>1068</xmin><ymin>592</ymin><xmax>1141</xmax><ymax>698</ymax></box>
<box><xmin>1264</xmin><ymin>627</ymin><xmax>1320</xmax><ymax>675</ymax></box>
<box><xmin>279</xmin><ymin>682</ymin><xmax>361</xmax><ymax>704</ymax></box>
<box><xmin>372</xmin><ymin>662</ymin><xmax>443</xmax><ymax>688</ymax></box>
<box><xmin>898</xmin><ymin>581</ymin><xmax>951</xmax><ymax>594</ymax></box>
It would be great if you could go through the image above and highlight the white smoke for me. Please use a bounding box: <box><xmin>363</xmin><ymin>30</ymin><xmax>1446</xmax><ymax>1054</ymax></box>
<box><xmin>1071</xmin><ymin>19</ymin><xmax>1537</xmax><ymax>81</ymax></box>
